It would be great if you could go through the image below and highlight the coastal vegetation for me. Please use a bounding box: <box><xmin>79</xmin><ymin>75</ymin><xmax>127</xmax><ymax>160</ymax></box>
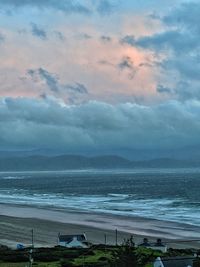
<box><xmin>1</xmin><ymin>239</ymin><xmax>200</xmax><ymax>267</ymax></box>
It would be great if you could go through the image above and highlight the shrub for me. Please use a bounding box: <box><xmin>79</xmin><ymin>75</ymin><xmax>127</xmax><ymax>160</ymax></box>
<box><xmin>60</xmin><ymin>258</ymin><xmax>74</xmax><ymax>267</ymax></box>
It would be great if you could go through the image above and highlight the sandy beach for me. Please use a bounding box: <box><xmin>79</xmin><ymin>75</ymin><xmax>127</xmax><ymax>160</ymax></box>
<box><xmin>0</xmin><ymin>204</ymin><xmax>200</xmax><ymax>249</ymax></box>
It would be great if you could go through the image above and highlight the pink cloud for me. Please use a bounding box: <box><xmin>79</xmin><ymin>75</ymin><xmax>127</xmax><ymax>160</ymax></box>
<box><xmin>0</xmin><ymin>15</ymin><xmax>164</xmax><ymax>104</ymax></box>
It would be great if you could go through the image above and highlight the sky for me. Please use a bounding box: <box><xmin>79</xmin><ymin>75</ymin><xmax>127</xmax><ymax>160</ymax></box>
<box><xmin>0</xmin><ymin>0</ymin><xmax>200</xmax><ymax>158</ymax></box>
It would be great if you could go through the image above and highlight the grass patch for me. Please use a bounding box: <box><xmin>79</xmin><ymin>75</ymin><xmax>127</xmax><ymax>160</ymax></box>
<box><xmin>73</xmin><ymin>249</ymin><xmax>112</xmax><ymax>266</ymax></box>
<box><xmin>0</xmin><ymin>263</ymin><xmax>60</xmax><ymax>267</ymax></box>
<box><xmin>0</xmin><ymin>243</ymin><xmax>197</xmax><ymax>267</ymax></box>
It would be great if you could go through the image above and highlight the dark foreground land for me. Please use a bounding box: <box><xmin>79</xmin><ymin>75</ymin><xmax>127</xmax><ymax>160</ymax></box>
<box><xmin>1</xmin><ymin>242</ymin><xmax>200</xmax><ymax>267</ymax></box>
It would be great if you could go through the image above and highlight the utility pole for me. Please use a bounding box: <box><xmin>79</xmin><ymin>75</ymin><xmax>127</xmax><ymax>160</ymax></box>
<box><xmin>104</xmin><ymin>234</ymin><xmax>107</xmax><ymax>252</ymax></box>
<box><xmin>29</xmin><ymin>249</ymin><xmax>33</xmax><ymax>267</ymax></box>
<box><xmin>104</xmin><ymin>234</ymin><xmax>107</xmax><ymax>246</ymax></box>
<box><xmin>115</xmin><ymin>229</ymin><xmax>118</xmax><ymax>246</ymax></box>
<box><xmin>29</xmin><ymin>229</ymin><xmax>34</xmax><ymax>267</ymax></box>
<box><xmin>31</xmin><ymin>229</ymin><xmax>34</xmax><ymax>248</ymax></box>
<box><xmin>57</xmin><ymin>232</ymin><xmax>60</xmax><ymax>246</ymax></box>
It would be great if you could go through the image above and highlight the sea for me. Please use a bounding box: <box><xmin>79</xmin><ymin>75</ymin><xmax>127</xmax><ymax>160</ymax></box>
<box><xmin>0</xmin><ymin>168</ymin><xmax>200</xmax><ymax>226</ymax></box>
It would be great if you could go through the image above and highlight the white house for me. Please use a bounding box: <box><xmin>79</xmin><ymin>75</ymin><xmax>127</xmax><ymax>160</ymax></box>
<box><xmin>154</xmin><ymin>257</ymin><xmax>164</xmax><ymax>267</ymax></box>
<box><xmin>154</xmin><ymin>256</ymin><xmax>194</xmax><ymax>267</ymax></box>
<box><xmin>58</xmin><ymin>234</ymin><xmax>88</xmax><ymax>248</ymax></box>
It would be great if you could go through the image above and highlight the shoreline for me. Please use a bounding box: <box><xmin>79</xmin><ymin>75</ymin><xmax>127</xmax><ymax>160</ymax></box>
<box><xmin>0</xmin><ymin>204</ymin><xmax>200</xmax><ymax>249</ymax></box>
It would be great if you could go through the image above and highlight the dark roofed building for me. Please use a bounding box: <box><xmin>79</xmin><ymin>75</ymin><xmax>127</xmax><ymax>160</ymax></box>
<box><xmin>138</xmin><ymin>238</ymin><xmax>167</xmax><ymax>252</ymax></box>
<box><xmin>138</xmin><ymin>238</ymin><xmax>151</xmax><ymax>247</ymax></box>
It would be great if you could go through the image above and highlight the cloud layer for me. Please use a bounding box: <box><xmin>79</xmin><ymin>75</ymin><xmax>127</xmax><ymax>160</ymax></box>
<box><xmin>0</xmin><ymin>97</ymin><xmax>200</xmax><ymax>154</ymax></box>
<box><xmin>27</xmin><ymin>68</ymin><xmax>88</xmax><ymax>102</ymax></box>
<box><xmin>0</xmin><ymin>1</ymin><xmax>199</xmax><ymax>156</ymax></box>
<box><xmin>0</xmin><ymin>0</ymin><xmax>119</xmax><ymax>15</ymax></box>
<box><xmin>0</xmin><ymin>0</ymin><xmax>91</xmax><ymax>14</ymax></box>
<box><xmin>122</xmin><ymin>2</ymin><xmax>200</xmax><ymax>100</ymax></box>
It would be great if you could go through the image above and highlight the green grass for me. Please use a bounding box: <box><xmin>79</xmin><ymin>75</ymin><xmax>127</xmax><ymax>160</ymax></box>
<box><xmin>73</xmin><ymin>249</ymin><xmax>112</xmax><ymax>265</ymax></box>
<box><xmin>0</xmin><ymin>262</ymin><xmax>60</xmax><ymax>267</ymax></box>
<box><xmin>0</xmin><ymin>244</ymin><xmax>195</xmax><ymax>267</ymax></box>
<box><xmin>0</xmin><ymin>263</ymin><xmax>23</xmax><ymax>267</ymax></box>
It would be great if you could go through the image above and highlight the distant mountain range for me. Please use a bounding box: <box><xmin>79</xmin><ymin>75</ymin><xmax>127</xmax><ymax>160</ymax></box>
<box><xmin>0</xmin><ymin>155</ymin><xmax>199</xmax><ymax>171</ymax></box>
<box><xmin>1</xmin><ymin>145</ymin><xmax>200</xmax><ymax>161</ymax></box>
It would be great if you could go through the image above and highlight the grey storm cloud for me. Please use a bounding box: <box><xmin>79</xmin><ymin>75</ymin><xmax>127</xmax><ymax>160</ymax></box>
<box><xmin>0</xmin><ymin>0</ymin><xmax>91</xmax><ymax>14</ymax></box>
<box><xmin>27</xmin><ymin>68</ymin><xmax>89</xmax><ymax>97</ymax></box>
<box><xmin>100</xmin><ymin>35</ymin><xmax>112</xmax><ymax>42</ymax></box>
<box><xmin>1</xmin><ymin>97</ymin><xmax>200</xmax><ymax>152</ymax></box>
<box><xmin>65</xmin><ymin>83</ymin><xmax>88</xmax><ymax>94</ymax></box>
<box><xmin>163</xmin><ymin>54</ymin><xmax>200</xmax><ymax>81</ymax></box>
<box><xmin>157</xmin><ymin>85</ymin><xmax>172</xmax><ymax>94</ymax></box>
<box><xmin>122</xmin><ymin>2</ymin><xmax>200</xmax><ymax>100</ymax></box>
<box><xmin>121</xmin><ymin>35</ymin><xmax>135</xmax><ymax>46</ymax></box>
<box><xmin>118</xmin><ymin>56</ymin><xmax>137</xmax><ymax>79</ymax></box>
<box><xmin>79</xmin><ymin>33</ymin><xmax>92</xmax><ymax>40</ymax></box>
<box><xmin>121</xmin><ymin>31</ymin><xmax>199</xmax><ymax>54</ymax></box>
<box><xmin>118</xmin><ymin>57</ymin><xmax>134</xmax><ymax>70</ymax></box>
<box><xmin>163</xmin><ymin>2</ymin><xmax>200</xmax><ymax>33</ymax></box>
<box><xmin>31</xmin><ymin>23</ymin><xmax>47</xmax><ymax>40</ymax></box>
<box><xmin>54</xmin><ymin>31</ymin><xmax>65</xmax><ymax>41</ymax></box>
<box><xmin>0</xmin><ymin>0</ymin><xmax>118</xmax><ymax>15</ymax></box>
<box><xmin>28</xmin><ymin>68</ymin><xmax>59</xmax><ymax>92</ymax></box>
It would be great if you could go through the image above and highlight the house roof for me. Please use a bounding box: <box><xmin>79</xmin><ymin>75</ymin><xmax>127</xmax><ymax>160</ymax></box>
<box><xmin>138</xmin><ymin>238</ymin><xmax>166</xmax><ymax>248</ymax></box>
<box><xmin>59</xmin><ymin>234</ymin><xmax>86</xmax><ymax>243</ymax></box>
<box><xmin>160</xmin><ymin>256</ymin><xmax>194</xmax><ymax>267</ymax></box>
<box><xmin>138</xmin><ymin>242</ymin><xmax>166</xmax><ymax>248</ymax></box>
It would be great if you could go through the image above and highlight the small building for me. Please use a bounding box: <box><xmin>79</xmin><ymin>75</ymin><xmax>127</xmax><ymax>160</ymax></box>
<box><xmin>58</xmin><ymin>233</ymin><xmax>88</xmax><ymax>248</ymax></box>
<box><xmin>154</xmin><ymin>256</ymin><xmax>194</xmax><ymax>267</ymax></box>
<box><xmin>138</xmin><ymin>238</ymin><xmax>167</xmax><ymax>253</ymax></box>
<box><xmin>138</xmin><ymin>238</ymin><xmax>151</xmax><ymax>247</ymax></box>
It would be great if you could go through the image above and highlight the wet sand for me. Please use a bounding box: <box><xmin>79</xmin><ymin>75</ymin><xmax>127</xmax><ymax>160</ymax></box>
<box><xmin>0</xmin><ymin>204</ymin><xmax>200</xmax><ymax>249</ymax></box>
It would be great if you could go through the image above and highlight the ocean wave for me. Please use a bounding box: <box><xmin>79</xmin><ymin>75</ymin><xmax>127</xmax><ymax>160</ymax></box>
<box><xmin>0</xmin><ymin>189</ymin><xmax>200</xmax><ymax>226</ymax></box>
<box><xmin>0</xmin><ymin>169</ymin><xmax>200</xmax><ymax>227</ymax></box>
<box><xmin>2</xmin><ymin>176</ymin><xmax>26</xmax><ymax>180</ymax></box>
